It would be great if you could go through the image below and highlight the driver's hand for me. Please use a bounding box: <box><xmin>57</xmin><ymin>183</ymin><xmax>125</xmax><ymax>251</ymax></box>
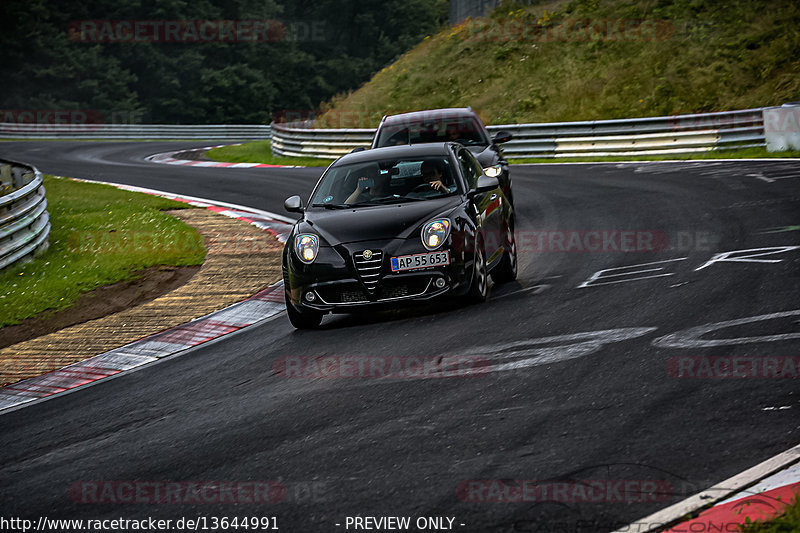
<box><xmin>356</xmin><ymin>176</ymin><xmax>369</xmax><ymax>191</ymax></box>
<box><xmin>429</xmin><ymin>180</ymin><xmax>445</xmax><ymax>191</ymax></box>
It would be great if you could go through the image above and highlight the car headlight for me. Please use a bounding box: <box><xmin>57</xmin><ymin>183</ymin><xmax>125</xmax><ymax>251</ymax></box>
<box><xmin>483</xmin><ymin>164</ymin><xmax>503</xmax><ymax>177</ymax></box>
<box><xmin>421</xmin><ymin>219</ymin><xmax>451</xmax><ymax>251</ymax></box>
<box><xmin>294</xmin><ymin>234</ymin><xmax>319</xmax><ymax>264</ymax></box>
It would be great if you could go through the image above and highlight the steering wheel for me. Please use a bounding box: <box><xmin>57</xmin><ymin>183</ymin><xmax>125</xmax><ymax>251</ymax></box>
<box><xmin>411</xmin><ymin>183</ymin><xmax>439</xmax><ymax>193</ymax></box>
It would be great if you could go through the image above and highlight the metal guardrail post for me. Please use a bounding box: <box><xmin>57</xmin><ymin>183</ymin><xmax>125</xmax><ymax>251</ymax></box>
<box><xmin>0</xmin><ymin>165</ymin><xmax>13</xmax><ymax>195</ymax></box>
<box><xmin>0</xmin><ymin>160</ymin><xmax>50</xmax><ymax>271</ymax></box>
<box><xmin>763</xmin><ymin>103</ymin><xmax>800</xmax><ymax>152</ymax></box>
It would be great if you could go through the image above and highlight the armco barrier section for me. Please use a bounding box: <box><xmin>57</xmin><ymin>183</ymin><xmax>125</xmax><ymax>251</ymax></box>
<box><xmin>0</xmin><ymin>160</ymin><xmax>50</xmax><ymax>270</ymax></box>
<box><xmin>491</xmin><ymin>108</ymin><xmax>765</xmax><ymax>158</ymax></box>
<box><xmin>269</xmin><ymin>125</ymin><xmax>375</xmax><ymax>158</ymax></box>
<box><xmin>270</xmin><ymin>107</ymin><xmax>767</xmax><ymax>160</ymax></box>
<box><xmin>0</xmin><ymin>108</ymin><xmax>774</xmax><ymax>156</ymax></box>
<box><xmin>0</xmin><ymin>123</ymin><xmax>271</xmax><ymax>141</ymax></box>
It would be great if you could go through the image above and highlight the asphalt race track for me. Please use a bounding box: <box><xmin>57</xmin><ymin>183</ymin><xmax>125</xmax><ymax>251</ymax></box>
<box><xmin>0</xmin><ymin>141</ymin><xmax>323</xmax><ymax>215</ymax></box>
<box><xmin>1</xmin><ymin>141</ymin><xmax>799</xmax><ymax>532</ymax></box>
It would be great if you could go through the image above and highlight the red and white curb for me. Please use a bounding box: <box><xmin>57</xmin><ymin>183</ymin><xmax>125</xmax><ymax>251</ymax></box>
<box><xmin>0</xmin><ymin>281</ymin><xmax>286</xmax><ymax>413</ymax></box>
<box><xmin>145</xmin><ymin>145</ymin><xmax>301</xmax><ymax>169</ymax></box>
<box><xmin>0</xmin><ymin>181</ymin><xmax>294</xmax><ymax>414</ymax></box>
<box><xmin>614</xmin><ymin>444</ymin><xmax>800</xmax><ymax>532</ymax></box>
<box><xmin>661</xmin><ymin>464</ymin><xmax>800</xmax><ymax>532</ymax></box>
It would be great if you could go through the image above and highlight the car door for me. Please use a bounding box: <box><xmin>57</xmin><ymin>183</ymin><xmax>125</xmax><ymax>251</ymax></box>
<box><xmin>457</xmin><ymin>147</ymin><xmax>503</xmax><ymax>264</ymax></box>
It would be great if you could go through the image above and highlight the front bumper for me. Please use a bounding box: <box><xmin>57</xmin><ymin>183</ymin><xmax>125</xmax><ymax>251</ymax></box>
<box><xmin>301</xmin><ymin>272</ymin><xmax>451</xmax><ymax>311</ymax></box>
<box><xmin>283</xmin><ymin>239</ymin><xmax>471</xmax><ymax>313</ymax></box>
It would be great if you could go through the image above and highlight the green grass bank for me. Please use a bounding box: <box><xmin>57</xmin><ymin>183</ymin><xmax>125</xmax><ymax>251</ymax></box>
<box><xmin>0</xmin><ymin>176</ymin><xmax>205</xmax><ymax>327</ymax></box>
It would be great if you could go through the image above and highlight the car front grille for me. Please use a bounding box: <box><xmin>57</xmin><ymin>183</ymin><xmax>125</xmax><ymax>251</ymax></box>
<box><xmin>337</xmin><ymin>287</ymin><xmax>370</xmax><ymax>303</ymax></box>
<box><xmin>378</xmin><ymin>277</ymin><xmax>429</xmax><ymax>299</ymax></box>
<box><xmin>316</xmin><ymin>284</ymin><xmax>369</xmax><ymax>304</ymax></box>
<box><xmin>354</xmin><ymin>250</ymin><xmax>383</xmax><ymax>293</ymax></box>
<box><xmin>314</xmin><ymin>277</ymin><xmax>432</xmax><ymax>305</ymax></box>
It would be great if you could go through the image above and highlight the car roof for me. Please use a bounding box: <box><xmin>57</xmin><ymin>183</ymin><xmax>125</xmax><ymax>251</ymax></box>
<box><xmin>381</xmin><ymin>108</ymin><xmax>477</xmax><ymax>124</ymax></box>
<box><xmin>333</xmin><ymin>143</ymin><xmax>457</xmax><ymax>166</ymax></box>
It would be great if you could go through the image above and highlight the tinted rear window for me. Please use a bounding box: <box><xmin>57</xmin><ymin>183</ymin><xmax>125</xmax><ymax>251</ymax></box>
<box><xmin>376</xmin><ymin>116</ymin><xmax>487</xmax><ymax>148</ymax></box>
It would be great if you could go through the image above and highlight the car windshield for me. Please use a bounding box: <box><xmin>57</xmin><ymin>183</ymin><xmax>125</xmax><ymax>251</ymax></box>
<box><xmin>375</xmin><ymin>117</ymin><xmax>488</xmax><ymax>148</ymax></box>
<box><xmin>310</xmin><ymin>156</ymin><xmax>461</xmax><ymax>207</ymax></box>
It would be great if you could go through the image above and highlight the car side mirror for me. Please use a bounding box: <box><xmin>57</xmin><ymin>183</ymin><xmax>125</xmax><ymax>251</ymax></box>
<box><xmin>350</xmin><ymin>146</ymin><xmax>367</xmax><ymax>153</ymax></box>
<box><xmin>284</xmin><ymin>195</ymin><xmax>304</xmax><ymax>213</ymax></box>
<box><xmin>492</xmin><ymin>131</ymin><xmax>513</xmax><ymax>144</ymax></box>
<box><xmin>474</xmin><ymin>174</ymin><xmax>499</xmax><ymax>193</ymax></box>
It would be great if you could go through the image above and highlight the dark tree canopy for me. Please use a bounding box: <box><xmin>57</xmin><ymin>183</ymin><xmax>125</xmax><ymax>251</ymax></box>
<box><xmin>0</xmin><ymin>0</ymin><xmax>448</xmax><ymax>124</ymax></box>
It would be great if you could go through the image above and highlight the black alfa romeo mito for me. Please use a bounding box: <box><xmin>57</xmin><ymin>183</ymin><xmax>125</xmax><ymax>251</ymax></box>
<box><xmin>282</xmin><ymin>142</ymin><xmax>516</xmax><ymax>329</ymax></box>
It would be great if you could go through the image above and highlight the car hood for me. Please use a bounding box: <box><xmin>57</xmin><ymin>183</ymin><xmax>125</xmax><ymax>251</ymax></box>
<box><xmin>302</xmin><ymin>197</ymin><xmax>460</xmax><ymax>245</ymax></box>
<box><xmin>467</xmin><ymin>145</ymin><xmax>498</xmax><ymax>168</ymax></box>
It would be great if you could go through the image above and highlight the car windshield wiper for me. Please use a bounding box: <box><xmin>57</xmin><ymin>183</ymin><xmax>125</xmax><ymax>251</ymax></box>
<box><xmin>362</xmin><ymin>196</ymin><xmax>428</xmax><ymax>205</ymax></box>
<box><xmin>311</xmin><ymin>203</ymin><xmax>350</xmax><ymax>209</ymax></box>
<box><xmin>391</xmin><ymin>196</ymin><xmax>427</xmax><ymax>202</ymax></box>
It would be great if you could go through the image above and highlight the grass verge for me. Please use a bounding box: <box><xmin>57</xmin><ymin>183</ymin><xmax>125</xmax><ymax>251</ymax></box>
<box><xmin>739</xmin><ymin>495</ymin><xmax>800</xmax><ymax>532</ymax></box>
<box><xmin>509</xmin><ymin>147</ymin><xmax>800</xmax><ymax>164</ymax></box>
<box><xmin>209</xmin><ymin>142</ymin><xmax>800</xmax><ymax>166</ymax></box>
<box><xmin>318</xmin><ymin>0</ymin><xmax>799</xmax><ymax>127</ymax></box>
<box><xmin>207</xmin><ymin>140</ymin><xmax>334</xmax><ymax>167</ymax></box>
<box><xmin>0</xmin><ymin>176</ymin><xmax>206</xmax><ymax>327</ymax></box>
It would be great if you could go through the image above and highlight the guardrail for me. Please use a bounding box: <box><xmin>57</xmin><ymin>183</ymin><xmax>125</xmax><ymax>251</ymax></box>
<box><xmin>0</xmin><ymin>160</ymin><xmax>50</xmax><ymax>270</ymax></box>
<box><xmin>1</xmin><ymin>108</ymin><xmax>779</xmax><ymax>157</ymax></box>
<box><xmin>269</xmin><ymin>125</ymin><xmax>374</xmax><ymax>159</ymax></box>
<box><xmin>491</xmin><ymin>108</ymin><xmax>765</xmax><ymax>158</ymax></box>
<box><xmin>270</xmin><ymin>107</ymin><xmax>767</xmax><ymax>160</ymax></box>
<box><xmin>0</xmin><ymin>123</ymin><xmax>272</xmax><ymax>141</ymax></box>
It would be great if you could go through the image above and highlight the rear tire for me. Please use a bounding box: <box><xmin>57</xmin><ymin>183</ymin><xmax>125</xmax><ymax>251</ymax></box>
<box><xmin>466</xmin><ymin>244</ymin><xmax>489</xmax><ymax>304</ymax></box>
<box><xmin>285</xmin><ymin>294</ymin><xmax>323</xmax><ymax>329</ymax></box>
<box><xmin>492</xmin><ymin>222</ymin><xmax>517</xmax><ymax>283</ymax></box>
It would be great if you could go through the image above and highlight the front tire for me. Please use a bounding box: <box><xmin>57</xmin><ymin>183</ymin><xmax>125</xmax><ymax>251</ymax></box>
<box><xmin>492</xmin><ymin>222</ymin><xmax>517</xmax><ymax>283</ymax></box>
<box><xmin>285</xmin><ymin>293</ymin><xmax>323</xmax><ymax>329</ymax></box>
<box><xmin>466</xmin><ymin>244</ymin><xmax>489</xmax><ymax>304</ymax></box>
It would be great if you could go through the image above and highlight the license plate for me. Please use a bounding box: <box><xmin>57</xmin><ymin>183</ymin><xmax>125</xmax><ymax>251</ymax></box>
<box><xmin>391</xmin><ymin>251</ymin><xmax>450</xmax><ymax>272</ymax></box>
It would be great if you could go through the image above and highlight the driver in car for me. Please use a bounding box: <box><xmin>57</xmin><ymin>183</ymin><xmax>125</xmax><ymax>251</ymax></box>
<box><xmin>445</xmin><ymin>124</ymin><xmax>462</xmax><ymax>142</ymax></box>
<box><xmin>420</xmin><ymin>160</ymin><xmax>454</xmax><ymax>193</ymax></box>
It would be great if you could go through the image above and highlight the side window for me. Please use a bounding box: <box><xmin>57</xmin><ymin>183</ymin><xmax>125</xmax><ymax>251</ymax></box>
<box><xmin>457</xmin><ymin>149</ymin><xmax>481</xmax><ymax>189</ymax></box>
